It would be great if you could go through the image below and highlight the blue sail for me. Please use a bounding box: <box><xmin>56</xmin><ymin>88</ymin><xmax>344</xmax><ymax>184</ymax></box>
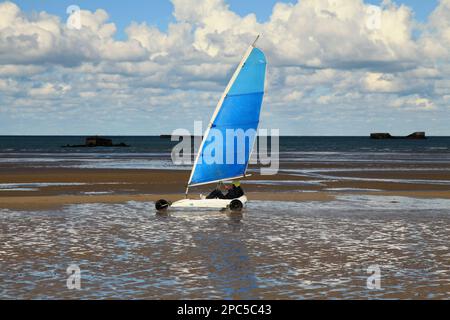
<box><xmin>188</xmin><ymin>46</ymin><xmax>266</xmax><ymax>187</ymax></box>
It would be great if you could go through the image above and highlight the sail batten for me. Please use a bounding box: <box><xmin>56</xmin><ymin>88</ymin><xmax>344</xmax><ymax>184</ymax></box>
<box><xmin>187</xmin><ymin>43</ymin><xmax>266</xmax><ymax>189</ymax></box>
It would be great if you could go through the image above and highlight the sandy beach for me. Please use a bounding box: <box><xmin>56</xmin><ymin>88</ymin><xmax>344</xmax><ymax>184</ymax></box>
<box><xmin>1</xmin><ymin>165</ymin><xmax>449</xmax><ymax>210</ymax></box>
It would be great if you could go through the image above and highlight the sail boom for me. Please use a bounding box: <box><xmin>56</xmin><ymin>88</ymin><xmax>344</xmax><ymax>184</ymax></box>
<box><xmin>188</xmin><ymin>174</ymin><xmax>251</xmax><ymax>188</ymax></box>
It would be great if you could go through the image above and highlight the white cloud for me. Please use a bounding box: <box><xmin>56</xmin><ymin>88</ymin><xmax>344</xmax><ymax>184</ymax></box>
<box><xmin>391</xmin><ymin>95</ymin><xmax>436</xmax><ymax>111</ymax></box>
<box><xmin>0</xmin><ymin>64</ymin><xmax>45</xmax><ymax>76</ymax></box>
<box><xmin>419</xmin><ymin>0</ymin><xmax>450</xmax><ymax>60</ymax></box>
<box><xmin>29</xmin><ymin>83</ymin><xmax>71</xmax><ymax>97</ymax></box>
<box><xmin>0</xmin><ymin>0</ymin><xmax>450</xmax><ymax>134</ymax></box>
<box><xmin>0</xmin><ymin>2</ymin><xmax>148</xmax><ymax>66</ymax></box>
<box><xmin>317</xmin><ymin>95</ymin><xmax>333</xmax><ymax>104</ymax></box>
<box><xmin>363</xmin><ymin>72</ymin><xmax>402</xmax><ymax>93</ymax></box>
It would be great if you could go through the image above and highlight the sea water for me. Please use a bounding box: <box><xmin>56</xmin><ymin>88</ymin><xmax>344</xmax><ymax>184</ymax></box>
<box><xmin>0</xmin><ymin>136</ymin><xmax>449</xmax><ymax>170</ymax></box>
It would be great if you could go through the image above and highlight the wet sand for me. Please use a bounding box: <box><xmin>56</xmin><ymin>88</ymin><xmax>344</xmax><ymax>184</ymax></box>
<box><xmin>0</xmin><ymin>193</ymin><xmax>337</xmax><ymax>210</ymax></box>
<box><xmin>1</xmin><ymin>199</ymin><xmax>449</xmax><ymax>299</ymax></box>
<box><xmin>0</xmin><ymin>166</ymin><xmax>449</xmax><ymax>210</ymax></box>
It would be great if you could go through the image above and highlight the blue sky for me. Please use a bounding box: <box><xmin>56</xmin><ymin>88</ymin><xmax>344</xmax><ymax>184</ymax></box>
<box><xmin>1</xmin><ymin>0</ymin><xmax>449</xmax><ymax>135</ymax></box>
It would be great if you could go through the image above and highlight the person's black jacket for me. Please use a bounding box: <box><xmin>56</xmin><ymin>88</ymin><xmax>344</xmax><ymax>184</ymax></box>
<box><xmin>224</xmin><ymin>186</ymin><xmax>244</xmax><ymax>199</ymax></box>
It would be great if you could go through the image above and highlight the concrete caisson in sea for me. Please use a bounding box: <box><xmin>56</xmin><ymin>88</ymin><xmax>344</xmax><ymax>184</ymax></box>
<box><xmin>370</xmin><ymin>132</ymin><xmax>426</xmax><ymax>140</ymax></box>
<box><xmin>62</xmin><ymin>136</ymin><xmax>130</xmax><ymax>148</ymax></box>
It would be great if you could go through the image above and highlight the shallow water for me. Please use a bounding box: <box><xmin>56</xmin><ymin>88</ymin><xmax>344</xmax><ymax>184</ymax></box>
<box><xmin>1</xmin><ymin>136</ymin><xmax>449</xmax><ymax>171</ymax></box>
<box><xmin>1</xmin><ymin>196</ymin><xmax>449</xmax><ymax>299</ymax></box>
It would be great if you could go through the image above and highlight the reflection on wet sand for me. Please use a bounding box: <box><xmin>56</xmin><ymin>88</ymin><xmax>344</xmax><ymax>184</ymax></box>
<box><xmin>192</xmin><ymin>212</ymin><xmax>258</xmax><ymax>299</ymax></box>
<box><xmin>0</xmin><ymin>197</ymin><xmax>449</xmax><ymax>299</ymax></box>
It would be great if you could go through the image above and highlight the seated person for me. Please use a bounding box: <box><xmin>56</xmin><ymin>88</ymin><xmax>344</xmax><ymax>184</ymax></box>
<box><xmin>206</xmin><ymin>181</ymin><xmax>244</xmax><ymax>199</ymax></box>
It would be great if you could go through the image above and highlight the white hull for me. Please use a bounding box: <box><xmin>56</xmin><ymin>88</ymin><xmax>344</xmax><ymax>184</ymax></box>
<box><xmin>171</xmin><ymin>195</ymin><xmax>247</xmax><ymax>209</ymax></box>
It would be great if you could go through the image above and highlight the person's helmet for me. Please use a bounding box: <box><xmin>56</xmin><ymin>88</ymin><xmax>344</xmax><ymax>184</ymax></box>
<box><xmin>232</xmin><ymin>181</ymin><xmax>241</xmax><ymax>187</ymax></box>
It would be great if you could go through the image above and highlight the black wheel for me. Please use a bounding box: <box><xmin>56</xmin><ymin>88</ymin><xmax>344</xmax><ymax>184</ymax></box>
<box><xmin>155</xmin><ymin>199</ymin><xmax>170</xmax><ymax>211</ymax></box>
<box><xmin>229</xmin><ymin>199</ymin><xmax>243</xmax><ymax>212</ymax></box>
